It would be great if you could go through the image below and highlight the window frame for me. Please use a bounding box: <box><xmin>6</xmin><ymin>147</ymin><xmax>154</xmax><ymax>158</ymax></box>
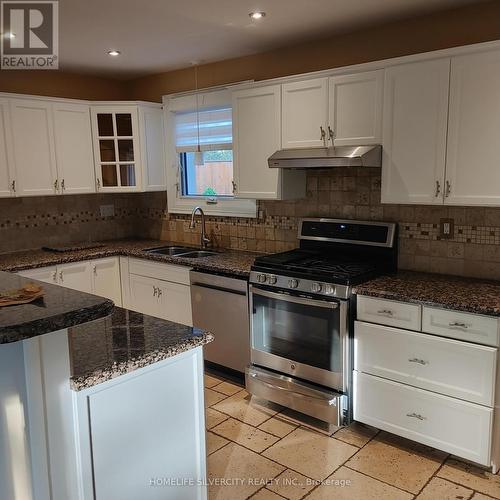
<box><xmin>163</xmin><ymin>91</ymin><xmax>257</xmax><ymax>218</ymax></box>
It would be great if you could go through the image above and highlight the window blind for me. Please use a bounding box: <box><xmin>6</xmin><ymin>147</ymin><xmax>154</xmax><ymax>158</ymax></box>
<box><xmin>175</xmin><ymin>107</ymin><xmax>232</xmax><ymax>153</ymax></box>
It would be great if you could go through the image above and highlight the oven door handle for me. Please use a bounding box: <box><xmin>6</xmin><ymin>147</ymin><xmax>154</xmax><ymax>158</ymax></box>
<box><xmin>250</xmin><ymin>285</ymin><xmax>339</xmax><ymax>309</ymax></box>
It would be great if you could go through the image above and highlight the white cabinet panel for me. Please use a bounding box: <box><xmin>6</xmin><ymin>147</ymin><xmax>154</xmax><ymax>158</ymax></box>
<box><xmin>381</xmin><ymin>59</ymin><xmax>450</xmax><ymax>204</ymax></box>
<box><xmin>92</xmin><ymin>257</ymin><xmax>122</xmax><ymax>306</ymax></box>
<box><xmin>355</xmin><ymin>321</ymin><xmax>497</xmax><ymax>406</ymax></box>
<box><xmin>53</xmin><ymin>102</ymin><xmax>95</xmax><ymax>195</ymax></box>
<box><xmin>328</xmin><ymin>70</ymin><xmax>383</xmax><ymax>146</ymax></box>
<box><xmin>445</xmin><ymin>49</ymin><xmax>500</xmax><ymax>205</ymax></box>
<box><xmin>232</xmin><ymin>85</ymin><xmax>281</xmax><ymax>199</ymax></box>
<box><xmin>10</xmin><ymin>99</ymin><xmax>58</xmax><ymax>196</ymax></box>
<box><xmin>158</xmin><ymin>280</ymin><xmax>192</xmax><ymax>327</ymax></box>
<box><xmin>282</xmin><ymin>78</ymin><xmax>329</xmax><ymax>148</ymax></box>
<box><xmin>128</xmin><ymin>273</ymin><xmax>161</xmax><ymax>317</ymax></box>
<box><xmin>0</xmin><ymin>99</ymin><xmax>15</xmax><ymax>197</ymax></box>
<box><xmin>18</xmin><ymin>266</ymin><xmax>57</xmax><ymax>284</ymax></box>
<box><xmin>57</xmin><ymin>261</ymin><xmax>93</xmax><ymax>294</ymax></box>
<box><xmin>354</xmin><ymin>371</ymin><xmax>493</xmax><ymax>466</ymax></box>
<box><xmin>129</xmin><ymin>258</ymin><xmax>191</xmax><ymax>285</ymax></box>
<box><xmin>140</xmin><ymin>106</ymin><xmax>167</xmax><ymax>191</ymax></box>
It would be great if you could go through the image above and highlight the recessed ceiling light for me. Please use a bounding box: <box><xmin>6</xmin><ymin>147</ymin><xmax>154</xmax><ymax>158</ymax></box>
<box><xmin>107</xmin><ymin>50</ymin><xmax>121</xmax><ymax>57</ymax></box>
<box><xmin>249</xmin><ymin>11</ymin><xmax>265</xmax><ymax>20</ymax></box>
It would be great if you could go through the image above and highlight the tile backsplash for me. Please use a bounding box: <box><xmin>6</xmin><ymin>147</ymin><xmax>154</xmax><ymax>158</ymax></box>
<box><xmin>3</xmin><ymin>168</ymin><xmax>500</xmax><ymax>280</ymax></box>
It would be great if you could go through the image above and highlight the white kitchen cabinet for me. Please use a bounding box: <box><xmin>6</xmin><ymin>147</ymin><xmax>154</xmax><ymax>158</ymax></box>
<box><xmin>282</xmin><ymin>78</ymin><xmax>329</xmax><ymax>148</ymax></box>
<box><xmin>445</xmin><ymin>49</ymin><xmax>500</xmax><ymax>206</ymax></box>
<box><xmin>232</xmin><ymin>85</ymin><xmax>305</xmax><ymax>200</ymax></box>
<box><xmin>10</xmin><ymin>98</ymin><xmax>59</xmax><ymax>197</ymax></box>
<box><xmin>18</xmin><ymin>265</ymin><xmax>58</xmax><ymax>284</ymax></box>
<box><xmin>381</xmin><ymin>59</ymin><xmax>450</xmax><ymax>204</ymax></box>
<box><xmin>53</xmin><ymin>102</ymin><xmax>95</xmax><ymax>195</ymax></box>
<box><xmin>128</xmin><ymin>273</ymin><xmax>163</xmax><ymax>317</ymax></box>
<box><xmin>328</xmin><ymin>70</ymin><xmax>383</xmax><ymax>146</ymax></box>
<box><xmin>92</xmin><ymin>257</ymin><xmax>122</xmax><ymax>306</ymax></box>
<box><xmin>158</xmin><ymin>280</ymin><xmax>193</xmax><ymax>326</ymax></box>
<box><xmin>0</xmin><ymin>99</ymin><xmax>15</xmax><ymax>197</ymax></box>
<box><xmin>57</xmin><ymin>261</ymin><xmax>93</xmax><ymax>294</ymax></box>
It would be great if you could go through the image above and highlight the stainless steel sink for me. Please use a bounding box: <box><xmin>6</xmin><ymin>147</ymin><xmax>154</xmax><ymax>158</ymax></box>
<box><xmin>145</xmin><ymin>246</ymin><xmax>195</xmax><ymax>256</ymax></box>
<box><xmin>177</xmin><ymin>250</ymin><xmax>219</xmax><ymax>258</ymax></box>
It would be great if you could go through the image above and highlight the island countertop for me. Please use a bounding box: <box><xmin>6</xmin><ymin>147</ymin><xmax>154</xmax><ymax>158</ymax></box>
<box><xmin>68</xmin><ymin>307</ymin><xmax>214</xmax><ymax>390</ymax></box>
<box><xmin>0</xmin><ymin>270</ymin><xmax>114</xmax><ymax>344</ymax></box>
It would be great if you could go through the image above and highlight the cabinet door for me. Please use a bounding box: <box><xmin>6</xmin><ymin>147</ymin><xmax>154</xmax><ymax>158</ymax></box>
<box><xmin>128</xmin><ymin>274</ymin><xmax>161</xmax><ymax>318</ymax></box>
<box><xmin>328</xmin><ymin>70</ymin><xmax>383</xmax><ymax>146</ymax></box>
<box><xmin>139</xmin><ymin>106</ymin><xmax>167</xmax><ymax>191</ymax></box>
<box><xmin>10</xmin><ymin>99</ymin><xmax>58</xmax><ymax>196</ymax></box>
<box><xmin>381</xmin><ymin>59</ymin><xmax>450</xmax><ymax>204</ymax></box>
<box><xmin>282</xmin><ymin>78</ymin><xmax>328</xmax><ymax>148</ymax></box>
<box><xmin>91</xmin><ymin>258</ymin><xmax>122</xmax><ymax>306</ymax></box>
<box><xmin>158</xmin><ymin>281</ymin><xmax>192</xmax><ymax>326</ymax></box>
<box><xmin>0</xmin><ymin>99</ymin><xmax>15</xmax><ymax>197</ymax></box>
<box><xmin>57</xmin><ymin>261</ymin><xmax>93</xmax><ymax>293</ymax></box>
<box><xmin>18</xmin><ymin>266</ymin><xmax>58</xmax><ymax>284</ymax></box>
<box><xmin>53</xmin><ymin>102</ymin><xmax>95</xmax><ymax>195</ymax></box>
<box><xmin>445</xmin><ymin>50</ymin><xmax>500</xmax><ymax>206</ymax></box>
<box><xmin>232</xmin><ymin>85</ymin><xmax>282</xmax><ymax>199</ymax></box>
<box><xmin>91</xmin><ymin>107</ymin><xmax>141</xmax><ymax>193</ymax></box>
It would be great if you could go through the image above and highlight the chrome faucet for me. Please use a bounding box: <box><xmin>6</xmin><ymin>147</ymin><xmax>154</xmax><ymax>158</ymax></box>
<box><xmin>189</xmin><ymin>206</ymin><xmax>211</xmax><ymax>249</ymax></box>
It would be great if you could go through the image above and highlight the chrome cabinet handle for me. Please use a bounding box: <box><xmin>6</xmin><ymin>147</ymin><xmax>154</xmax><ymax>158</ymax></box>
<box><xmin>320</xmin><ymin>126</ymin><xmax>326</xmax><ymax>143</ymax></box>
<box><xmin>54</xmin><ymin>179</ymin><xmax>59</xmax><ymax>191</ymax></box>
<box><xmin>435</xmin><ymin>180</ymin><xmax>441</xmax><ymax>197</ymax></box>
<box><xmin>232</xmin><ymin>180</ymin><xmax>237</xmax><ymax>194</ymax></box>
<box><xmin>449</xmin><ymin>321</ymin><xmax>469</xmax><ymax>329</ymax></box>
<box><xmin>93</xmin><ymin>265</ymin><xmax>97</xmax><ymax>275</ymax></box>
<box><xmin>406</xmin><ymin>412</ymin><xmax>426</xmax><ymax>421</ymax></box>
<box><xmin>153</xmin><ymin>286</ymin><xmax>157</xmax><ymax>297</ymax></box>
<box><xmin>52</xmin><ymin>271</ymin><xmax>57</xmax><ymax>282</ymax></box>
<box><xmin>96</xmin><ymin>178</ymin><xmax>101</xmax><ymax>190</ymax></box>
<box><xmin>377</xmin><ymin>309</ymin><xmax>393</xmax><ymax>316</ymax></box>
<box><xmin>328</xmin><ymin>126</ymin><xmax>335</xmax><ymax>143</ymax></box>
<box><xmin>445</xmin><ymin>180</ymin><xmax>451</xmax><ymax>197</ymax></box>
<box><xmin>408</xmin><ymin>358</ymin><xmax>428</xmax><ymax>365</ymax></box>
<box><xmin>59</xmin><ymin>270</ymin><xmax>63</xmax><ymax>282</ymax></box>
<box><xmin>61</xmin><ymin>179</ymin><xmax>65</xmax><ymax>191</ymax></box>
<box><xmin>11</xmin><ymin>180</ymin><xmax>16</xmax><ymax>193</ymax></box>
<box><xmin>157</xmin><ymin>288</ymin><xmax>162</xmax><ymax>298</ymax></box>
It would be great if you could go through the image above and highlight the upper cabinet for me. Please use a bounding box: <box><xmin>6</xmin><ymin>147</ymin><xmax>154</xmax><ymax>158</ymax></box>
<box><xmin>232</xmin><ymin>85</ymin><xmax>305</xmax><ymax>200</ymax></box>
<box><xmin>0</xmin><ymin>99</ymin><xmax>15</xmax><ymax>197</ymax></box>
<box><xmin>90</xmin><ymin>104</ymin><xmax>166</xmax><ymax>193</ymax></box>
<box><xmin>282</xmin><ymin>78</ymin><xmax>329</xmax><ymax>149</ymax></box>
<box><xmin>445</xmin><ymin>50</ymin><xmax>500</xmax><ymax>206</ymax></box>
<box><xmin>328</xmin><ymin>70</ymin><xmax>383</xmax><ymax>146</ymax></box>
<box><xmin>381</xmin><ymin>59</ymin><xmax>450</xmax><ymax>205</ymax></box>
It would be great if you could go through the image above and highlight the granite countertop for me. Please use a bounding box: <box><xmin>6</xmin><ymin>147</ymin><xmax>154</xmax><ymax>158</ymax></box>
<box><xmin>68</xmin><ymin>307</ymin><xmax>213</xmax><ymax>391</ymax></box>
<box><xmin>354</xmin><ymin>271</ymin><xmax>500</xmax><ymax>317</ymax></box>
<box><xmin>0</xmin><ymin>239</ymin><xmax>258</xmax><ymax>278</ymax></box>
<box><xmin>0</xmin><ymin>271</ymin><xmax>114</xmax><ymax>344</ymax></box>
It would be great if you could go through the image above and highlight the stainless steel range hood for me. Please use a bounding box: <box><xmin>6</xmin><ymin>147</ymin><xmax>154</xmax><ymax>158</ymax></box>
<box><xmin>268</xmin><ymin>145</ymin><xmax>382</xmax><ymax>169</ymax></box>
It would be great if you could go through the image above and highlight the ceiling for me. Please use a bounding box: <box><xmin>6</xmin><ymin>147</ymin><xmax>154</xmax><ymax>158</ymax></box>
<box><xmin>58</xmin><ymin>0</ymin><xmax>484</xmax><ymax>79</ymax></box>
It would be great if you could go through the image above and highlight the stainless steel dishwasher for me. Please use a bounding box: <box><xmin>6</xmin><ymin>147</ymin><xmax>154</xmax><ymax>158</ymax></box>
<box><xmin>190</xmin><ymin>270</ymin><xmax>250</xmax><ymax>373</ymax></box>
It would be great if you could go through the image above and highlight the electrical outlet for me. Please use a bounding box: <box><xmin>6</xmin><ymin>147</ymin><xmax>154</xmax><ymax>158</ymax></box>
<box><xmin>100</xmin><ymin>204</ymin><xmax>115</xmax><ymax>217</ymax></box>
<box><xmin>439</xmin><ymin>218</ymin><xmax>454</xmax><ymax>239</ymax></box>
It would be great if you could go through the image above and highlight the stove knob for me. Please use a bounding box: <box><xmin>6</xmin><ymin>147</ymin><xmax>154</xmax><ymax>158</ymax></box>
<box><xmin>311</xmin><ymin>282</ymin><xmax>322</xmax><ymax>293</ymax></box>
<box><xmin>324</xmin><ymin>284</ymin><xmax>336</xmax><ymax>295</ymax></box>
<box><xmin>288</xmin><ymin>279</ymin><xmax>299</xmax><ymax>289</ymax></box>
<box><xmin>268</xmin><ymin>275</ymin><xmax>277</xmax><ymax>285</ymax></box>
<box><xmin>257</xmin><ymin>273</ymin><xmax>267</xmax><ymax>283</ymax></box>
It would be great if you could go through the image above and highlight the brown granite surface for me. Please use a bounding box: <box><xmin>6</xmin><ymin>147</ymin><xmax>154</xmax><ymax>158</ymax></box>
<box><xmin>0</xmin><ymin>239</ymin><xmax>259</xmax><ymax>278</ymax></box>
<box><xmin>354</xmin><ymin>271</ymin><xmax>500</xmax><ymax>317</ymax></box>
<box><xmin>69</xmin><ymin>307</ymin><xmax>214</xmax><ymax>391</ymax></box>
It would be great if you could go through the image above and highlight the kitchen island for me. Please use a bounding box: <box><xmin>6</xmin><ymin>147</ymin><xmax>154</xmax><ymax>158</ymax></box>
<box><xmin>0</xmin><ymin>271</ymin><xmax>213</xmax><ymax>500</ymax></box>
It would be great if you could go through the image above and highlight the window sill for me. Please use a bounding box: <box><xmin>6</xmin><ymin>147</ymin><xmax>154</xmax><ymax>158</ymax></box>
<box><xmin>167</xmin><ymin>193</ymin><xmax>257</xmax><ymax>218</ymax></box>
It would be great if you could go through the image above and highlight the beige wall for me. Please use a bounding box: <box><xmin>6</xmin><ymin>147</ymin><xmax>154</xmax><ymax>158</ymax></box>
<box><xmin>127</xmin><ymin>0</ymin><xmax>500</xmax><ymax>102</ymax></box>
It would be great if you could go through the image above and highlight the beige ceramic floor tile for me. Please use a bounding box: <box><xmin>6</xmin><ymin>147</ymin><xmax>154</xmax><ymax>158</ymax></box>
<box><xmin>334</xmin><ymin>422</ymin><xmax>379</xmax><ymax>448</ymax></box>
<box><xmin>416</xmin><ymin>477</ymin><xmax>473</xmax><ymax>500</ymax></box>
<box><xmin>205</xmin><ymin>374</ymin><xmax>224</xmax><ymax>388</ymax></box>
<box><xmin>266</xmin><ymin>469</ymin><xmax>315</xmax><ymax>500</ymax></box>
<box><xmin>346</xmin><ymin>432</ymin><xmax>447</xmax><ymax>494</ymax></box>
<box><xmin>207</xmin><ymin>431</ymin><xmax>230</xmax><ymax>455</ymax></box>
<box><xmin>213</xmin><ymin>390</ymin><xmax>281</xmax><ymax>426</ymax></box>
<box><xmin>258</xmin><ymin>416</ymin><xmax>298</xmax><ymax>438</ymax></box>
<box><xmin>206</xmin><ymin>408</ymin><xmax>230</xmax><ymax>430</ymax></box>
<box><xmin>250</xmin><ymin>488</ymin><xmax>286</xmax><ymax>499</ymax></box>
<box><xmin>208</xmin><ymin>443</ymin><xmax>285</xmax><ymax>500</ymax></box>
<box><xmin>212</xmin><ymin>381</ymin><xmax>244</xmax><ymax>396</ymax></box>
<box><xmin>306</xmin><ymin>466</ymin><xmax>413</xmax><ymax>500</ymax></box>
<box><xmin>263</xmin><ymin>427</ymin><xmax>357</xmax><ymax>481</ymax></box>
<box><xmin>212</xmin><ymin>418</ymin><xmax>280</xmax><ymax>453</ymax></box>
<box><xmin>278</xmin><ymin>408</ymin><xmax>337</xmax><ymax>436</ymax></box>
<box><xmin>437</xmin><ymin>458</ymin><xmax>500</xmax><ymax>499</ymax></box>
<box><xmin>205</xmin><ymin>388</ymin><xmax>227</xmax><ymax>407</ymax></box>
<box><xmin>472</xmin><ymin>493</ymin><xmax>497</xmax><ymax>499</ymax></box>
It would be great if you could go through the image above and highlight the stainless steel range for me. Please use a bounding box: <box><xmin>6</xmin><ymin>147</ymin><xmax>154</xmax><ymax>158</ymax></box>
<box><xmin>246</xmin><ymin>218</ymin><xmax>397</xmax><ymax>426</ymax></box>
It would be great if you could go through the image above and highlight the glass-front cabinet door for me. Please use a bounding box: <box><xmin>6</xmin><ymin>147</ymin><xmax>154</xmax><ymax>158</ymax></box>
<box><xmin>91</xmin><ymin>106</ymin><xmax>141</xmax><ymax>192</ymax></box>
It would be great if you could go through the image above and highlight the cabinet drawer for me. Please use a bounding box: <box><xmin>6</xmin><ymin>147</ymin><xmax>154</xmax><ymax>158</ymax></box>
<box><xmin>357</xmin><ymin>295</ymin><xmax>421</xmax><ymax>330</ymax></box>
<box><xmin>128</xmin><ymin>258</ymin><xmax>191</xmax><ymax>285</ymax></box>
<box><xmin>353</xmin><ymin>371</ymin><xmax>493</xmax><ymax>466</ymax></box>
<box><xmin>422</xmin><ymin>307</ymin><xmax>499</xmax><ymax>347</ymax></box>
<box><xmin>354</xmin><ymin>321</ymin><xmax>497</xmax><ymax>406</ymax></box>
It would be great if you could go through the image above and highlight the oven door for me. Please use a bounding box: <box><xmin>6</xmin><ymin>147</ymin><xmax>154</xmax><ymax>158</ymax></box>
<box><xmin>249</xmin><ymin>285</ymin><xmax>348</xmax><ymax>391</ymax></box>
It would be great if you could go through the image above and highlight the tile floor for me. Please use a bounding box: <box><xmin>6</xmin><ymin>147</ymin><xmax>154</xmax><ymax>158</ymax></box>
<box><xmin>204</xmin><ymin>372</ymin><xmax>500</xmax><ymax>500</ymax></box>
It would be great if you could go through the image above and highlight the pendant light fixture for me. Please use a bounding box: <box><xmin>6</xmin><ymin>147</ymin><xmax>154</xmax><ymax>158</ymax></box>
<box><xmin>193</xmin><ymin>64</ymin><xmax>204</xmax><ymax>168</ymax></box>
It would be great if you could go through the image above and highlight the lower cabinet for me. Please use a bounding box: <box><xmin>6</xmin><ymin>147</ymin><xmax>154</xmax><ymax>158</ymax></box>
<box><xmin>91</xmin><ymin>257</ymin><xmax>122</xmax><ymax>305</ymax></box>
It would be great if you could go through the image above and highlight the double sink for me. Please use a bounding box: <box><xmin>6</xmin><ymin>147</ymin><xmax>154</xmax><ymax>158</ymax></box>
<box><xmin>145</xmin><ymin>246</ymin><xmax>220</xmax><ymax>259</ymax></box>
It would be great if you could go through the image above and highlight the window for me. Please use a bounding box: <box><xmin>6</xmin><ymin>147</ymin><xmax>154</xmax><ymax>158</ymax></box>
<box><xmin>175</xmin><ymin>107</ymin><xmax>233</xmax><ymax>197</ymax></box>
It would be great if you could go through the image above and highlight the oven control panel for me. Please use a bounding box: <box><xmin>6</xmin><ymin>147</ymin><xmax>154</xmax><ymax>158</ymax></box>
<box><xmin>250</xmin><ymin>271</ymin><xmax>350</xmax><ymax>300</ymax></box>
